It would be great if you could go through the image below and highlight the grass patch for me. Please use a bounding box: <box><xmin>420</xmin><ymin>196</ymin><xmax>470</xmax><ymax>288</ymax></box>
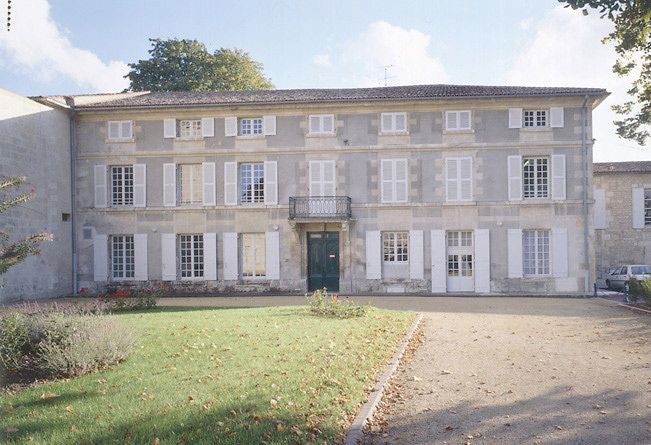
<box><xmin>1</xmin><ymin>305</ymin><xmax>414</xmax><ymax>444</ymax></box>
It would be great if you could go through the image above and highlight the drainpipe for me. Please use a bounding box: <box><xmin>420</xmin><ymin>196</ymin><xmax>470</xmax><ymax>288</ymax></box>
<box><xmin>70</xmin><ymin>107</ymin><xmax>77</xmax><ymax>295</ymax></box>
<box><xmin>582</xmin><ymin>95</ymin><xmax>590</xmax><ymax>293</ymax></box>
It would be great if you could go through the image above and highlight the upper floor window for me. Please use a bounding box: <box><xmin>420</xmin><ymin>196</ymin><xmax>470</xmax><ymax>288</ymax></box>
<box><xmin>111</xmin><ymin>166</ymin><xmax>134</xmax><ymax>206</ymax></box>
<box><xmin>309</xmin><ymin>115</ymin><xmax>335</xmax><ymax>135</ymax></box>
<box><xmin>178</xmin><ymin>164</ymin><xmax>203</xmax><ymax>205</ymax></box>
<box><xmin>241</xmin><ymin>118</ymin><xmax>264</xmax><ymax>136</ymax></box>
<box><xmin>381</xmin><ymin>112</ymin><xmax>407</xmax><ymax>133</ymax></box>
<box><xmin>523</xmin><ymin>230</ymin><xmax>550</xmax><ymax>276</ymax></box>
<box><xmin>381</xmin><ymin>159</ymin><xmax>408</xmax><ymax>203</ymax></box>
<box><xmin>108</xmin><ymin>121</ymin><xmax>133</xmax><ymax>140</ymax></box>
<box><xmin>179</xmin><ymin>234</ymin><xmax>204</xmax><ymax>279</ymax></box>
<box><xmin>240</xmin><ymin>163</ymin><xmax>265</xmax><ymax>204</ymax></box>
<box><xmin>523</xmin><ymin>157</ymin><xmax>549</xmax><ymax>199</ymax></box>
<box><xmin>111</xmin><ymin>235</ymin><xmax>134</xmax><ymax>279</ymax></box>
<box><xmin>383</xmin><ymin>232</ymin><xmax>409</xmax><ymax>263</ymax></box>
<box><xmin>445</xmin><ymin>111</ymin><xmax>471</xmax><ymax>131</ymax></box>
<box><xmin>164</xmin><ymin>118</ymin><xmax>214</xmax><ymax>139</ymax></box>
<box><xmin>645</xmin><ymin>189</ymin><xmax>651</xmax><ymax>226</ymax></box>
<box><xmin>445</xmin><ymin>157</ymin><xmax>473</xmax><ymax>202</ymax></box>
<box><xmin>179</xmin><ymin>119</ymin><xmax>202</xmax><ymax>138</ymax></box>
<box><xmin>523</xmin><ymin>110</ymin><xmax>547</xmax><ymax>128</ymax></box>
<box><xmin>242</xmin><ymin>233</ymin><xmax>266</xmax><ymax>278</ymax></box>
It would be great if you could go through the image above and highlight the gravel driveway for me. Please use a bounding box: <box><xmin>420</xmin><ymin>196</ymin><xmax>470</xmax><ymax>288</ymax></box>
<box><xmin>365</xmin><ymin>298</ymin><xmax>651</xmax><ymax>445</ymax></box>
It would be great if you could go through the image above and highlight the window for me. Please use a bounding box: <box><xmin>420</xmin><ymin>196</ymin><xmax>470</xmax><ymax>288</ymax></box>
<box><xmin>242</xmin><ymin>233</ymin><xmax>266</xmax><ymax>278</ymax></box>
<box><xmin>111</xmin><ymin>166</ymin><xmax>134</xmax><ymax>206</ymax></box>
<box><xmin>111</xmin><ymin>235</ymin><xmax>134</xmax><ymax>279</ymax></box>
<box><xmin>179</xmin><ymin>119</ymin><xmax>202</xmax><ymax>138</ymax></box>
<box><xmin>241</xmin><ymin>118</ymin><xmax>263</xmax><ymax>136</ymax></box>
<box><xmin>381</xmin><ymin>112</ymin><xmax>407</xmax><ymax>133</ymax></box>
<box><xmin>445</xmin><ymin>111</ymin><xmax>471</xmax><ymax>131</ymax></box>
<box><xmin>523</xmin><ymin>158</ymin><xmax>549</xmax><ymax>199</ymax></box>
<box><xmin>309</xmin><ymin>115</ymin><xmax>335</xmax><ymax>135</ymax></box>
<box><xmin>447</xmin><ymin>231</ymin><xmax>473</xmax><ymax>248</ymax></box>
<box><xmin>108</xmin><ymin>121</ymin><xmax>132</xmax><ymax>140</ymax></box>
<box><xmin>178</xmin><ymin>164</ymin><xmax>203</xmax><ymax>204</ymax></box>
<box><xmin>645</xmin><ymin>189</ymin><xmax>651</xmax><ymax>226</ymax></box>
<box><xmin>523</xmin><ymin>230</ymin><xmax>550</xmax><ymax>276</ymax></box>
<box><xmin>383</xmin><ymin>232</ymin><xmax>409</xmax><ymax>262</ymax></box>
<box><xmin>523</xmin><ymin>110</ymin><xmax>547</xmax><ymax>128</ymax></box>
<box><xmin>179</xmin><ymin>234</ymin><xmax>204</xmax><ymax>279</ymax></box>
<box><xmin>446</xmin><ymin>158</ymin><xmax>472</xmax><ymax>202</ymax></box>
<box><xmin>240</xmin><ymin>163</ymin><xmax>264</xmax><ymax>203</ymax></box>
<box><xmin>381</xmin><ymin>159</ymin><xmax>408</xmax><ymax>203</ymax></box>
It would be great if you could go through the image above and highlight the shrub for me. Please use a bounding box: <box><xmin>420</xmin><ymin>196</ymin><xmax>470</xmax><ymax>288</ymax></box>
<box><xmin>95</xmin><ymin>282</ymin><xmax>165</xmax><ymax>312</ymax></box>
<box><xmin>0</xmin><ymin>302</ymin><xmax>134</xmax><ymax>378</ymax></box>
<box><xmin>628</xmin><ymin>278</ymin><xmax>651</xmax><ymax>304</ymax></box>
<box><xmin>306</xmin><ymin>288</ymin><xmax>369</xmax><ymax>318</ymax></box>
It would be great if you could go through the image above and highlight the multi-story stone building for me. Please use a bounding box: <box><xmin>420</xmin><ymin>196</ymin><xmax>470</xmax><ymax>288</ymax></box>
<box><xmin>26</xmin><ymin>85</ymin><xmax>607</xmax><ymax>297</ymax></box>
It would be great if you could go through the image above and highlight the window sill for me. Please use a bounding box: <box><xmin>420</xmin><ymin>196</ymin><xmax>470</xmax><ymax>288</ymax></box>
<box><xmin>306</xmin><ymin>133</ymin><xmax>336</xmax><ymax>138</ymax></box>
<box><xmin>174</xmin><ymin>136</ymin><xmax>204</xmax><ymax>142</ymax></box>
<box><xmin>443</xmin><ymin>129</ymin><xmax>474</xmax><ymax>134</ymax></box>
<box><xmin>379</xmin><ymin>131</ymin><xmax>409</xmax><ymax>136</ymax></box>
<box><xmin>520</xmin><ymin>127</ymin><xmax>550</xmax><ymax>132</ymax></box>
<box><xmin>180</xmin><ymin>277</ymin><xmax>206</xmax><ymax>281</ymax></box>
<box><xmin>242</xmin><ymin>276</ymin><xmax>267</xmax><ymax>280</ymax></box>
<box><xmin>106</xmin><ymin>138</ymin><xmax>135</xmax><ymax>143</ymax></box>
<box><xmin>236</xmin><ymin>135</ymin><xmax>266</xmax><ymax>140</ymax></box>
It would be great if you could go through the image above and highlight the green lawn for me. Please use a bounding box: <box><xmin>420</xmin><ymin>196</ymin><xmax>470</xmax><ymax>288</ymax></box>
<box><xmin>1</xmin><ymin>305</ymin><xmax>414</xmax><ymax>444</ymax></box>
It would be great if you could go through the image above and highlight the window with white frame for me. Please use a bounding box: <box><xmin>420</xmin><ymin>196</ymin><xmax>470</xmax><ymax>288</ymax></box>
<box><xmin>446</xmin><ymin>157</ymin><xmax>473</xmax><ymax>201</ymax></box>
<box><xmin>383</xmin><ymin>232</ymin><xmax>409</xmax><ymax>262</ymax></box>
<box><xmin>645</xmin><ymin>189</ymin><xmax>651</xmax><ymax>226</ymax></box>
<box><xmin>240</xmin><ymin>163</ymin><xmax>264</xmax><ymax>203</ymax></box>
<box><xmin>111</xmin><ymin>235</ymin><xmax>134</xmax><ymax>279</ymax></box>
<box><xmin>178</xmin><ymin>164</ymin><xmax>203</xmax><ymax>204</ymax></box>
<box><xmin>523</xmin><ymin>157</ymin><xmax>549</xmax><ymax>199</ymax></box>
<box><xmin>108</xmin><ymin>121</ymin><xmax>133</xmax><ymax>140</ymax></box>
<box><xmin>381</xmin><ymin>112</ymin><xmax>407</xmax><ymax>133</ymax></box>
<box><xmin>241</xmin><ymin>118</ymin><xmax>264</xmax><ymax>136</ymax></box>
<box><xmin>111</xmin><ymin>166</ymin><xmax>134</xmax><ymax>206</ymax></box>
<box><xmin>447</xmin><ymin>231</ymin><xmax>473</xmax><ymax>248</ymax></box>
<box><xmin>523</xmin><ymin>230</ymin><xmax>550</xmax><ymax>276</ymax></box>
<box><xmin>179</xmin><ymin>234</ymin><xmax>204</xmax><ymax>278</ymax></box>
<box><xmin>445</xmin><ymin>111</ymin><xmax>471</xmax><ymax>131</ymax></box>
<box><xmin>179</xmin><ymin>119</ymin><xmax>202</xmax><ymax>138</ymax></box>
<box><xmin>309</xmin><ymin>115</ymin><xmax>335</xmax><ymax>135</ymax></box>
<box><xmin>242</xmin><ymin>233</ymin><xmax>266</xmax><ymax>278</ymax></box>
<box><xmin>523</xmin><ymin>110</ymin><xmax>547</xmax><ymax>128</ymax></box>
<box><xmin>381</xmin><ymin>159</ymin><xmax>408</xmax><ymax>203</ymax></box>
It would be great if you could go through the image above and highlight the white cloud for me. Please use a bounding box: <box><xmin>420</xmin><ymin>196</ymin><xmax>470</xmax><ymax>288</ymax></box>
<box><xmin>0</xmin><ymin>0</ymin><xmax>129</xmax><ymax>92</ymax></box>
<box><xmin>313</xmin><ymin>54</ymin><xmax>331</xmax><ymax>67</ymax></box>
<box><xmin>520</xmin><ymin>17</ymin><xmax>533</xmax><ymax>30</ymax></box>
<box><xmin>343</xmin><ymin>21</ymin><xmax>449</xmax><ymax>87</ymax></box>
<box><xmin>506</xmin><ymin>6</ymin><xmax>650</xmax><ymax>162</ymax></box>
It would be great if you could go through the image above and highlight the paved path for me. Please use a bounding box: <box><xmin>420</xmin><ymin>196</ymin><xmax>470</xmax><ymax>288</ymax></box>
<box><xmin>364</xmin><ymin>297</ymin><xmax>651</xmax><ymax>445</ymax></box>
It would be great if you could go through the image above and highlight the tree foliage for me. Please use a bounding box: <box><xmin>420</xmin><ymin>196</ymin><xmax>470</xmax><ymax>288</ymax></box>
<box><xmin>0</xmin><ymin>176</ymin><xmax>52</xmax><ymax>279</ymax></box>
<box><xmin>560</xmin><ymin>1</ymin><xmax>651</xmax><ymax>144</ymax></box>
<box><xmin>125</xmin><ymin>38</ymin><xmax>274</xmax><ymax>92</ymax></box>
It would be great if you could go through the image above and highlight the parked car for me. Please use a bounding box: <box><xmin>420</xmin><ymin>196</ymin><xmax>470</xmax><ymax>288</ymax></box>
<box><xmin>606</xmin><ymin>265</ymin><xmax>651</xmax><ymax>290</ymax></box>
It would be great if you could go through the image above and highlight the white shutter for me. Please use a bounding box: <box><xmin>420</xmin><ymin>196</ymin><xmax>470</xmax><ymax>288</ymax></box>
<box><xmin>633</xmin><ymin>187</ymin><xmax>645</xmax><ymax>229</ymax></box>
<box><xmin>108</xmin><ymin>121</ymin><xmax>120</xmax><ymax>139</ymax></box>
<box><xmin>121</xmin><ymin>121</ymin><xmax>133</xmax><ymax>139</ymax></box>
<box><xmin>508</xmin><ymin>229</ymin><xmax>523</xmax><ymax>278</ymax></box>
<box><xmin>309</xmin><ymin>116</ymin><xmax>321</xmax><ymax>134</ymax></box>
<box><xmin>264</xmin><ymin>161</ymin><xmax>278</xmax><ymax>205</ymax></box>
<box><xmin>509</xmin><ymin>108</ymin><xmax>522</xmax><ymax>129</ymax></box>
<box><xmin>203</xmin><ymin>233</ymin><xmax>217</xmax><ymax>280</ymax></box>
<box><xmin>409</xmin><ymin>230</ymin><xmax>424</xmax><ymax>280</ymax></box>
<box><xmin>594</xmin><ymin>189</ymin><xmax>606</xmax><ymax>229</ymax></box>
<box><xmin>223</xmin><ymin>232</ymin><xmax>238</xmax><ymax>280</ymax></box>
<box><xmin>201</xmin><ymin>117</ymin><xmax>215</xmax><ymax>137</ymax></box>
<box><xmin>430</xmin><ymin>230</ymin><xmax>446</xmax><ymax>292</ymax></box>
<box><xmin>263</xmin><ymin>116</ymin><xmax>276</xmax><ymax>136</ymax></box>
<box><xmin>164</xmin><ymin>119</ymin><xmax>176</xmax><ymax>138</ymax></box>
<box><xmin>395</xmin><ymin>159</ymin><xmax>408</xmax><ymax>202</ymax></box>
<box><xmin>395</xmin><ymin>113</ymin><xmax>406</xmax><ymax>132</ymax></box>
<box><xmin>202</xmin><ymin>162</ymin><xmax>216</xmax><ymax>206</ymax></box>
<box><xmin>309</xmin><ymin>161</ymin><xmax>322</xmax><ymax>196</ymax></box>
<box><xmin>133</xmin><ymin>164</ymin><xmax>146</xmax><ymax>207</ymax></box>
<box><xmin>224</xmin><ymin>162</ymin><xmax>238</xmax><ymax>206</ymax></box>
<box><xmin>323</xmin><ymin>160</ymin><xmax>335</xmax><ymax>195</ymax></box>
<box><xmin>134</xmin><ymin>233</ymin><xmax>148</xmax><ymax>281</ymax></box>
<box><xmin>459</xmin><ymin>111</ymin><xmax>471</xmax><ymax>130</ymax></box>
<box><xmin>475</xmin><ymin>229</ymin><xmax>490</xmax><ymax>293</ymax></box>
<box><xmin>445</xmin><ymin>111</ymin><xmax>457</xmax><ymax>130</ymax></box>
<box><xmin>93</xmin><ymin>234</ymin><xmax>108</xmax><ymax>281</ymax></box>
<box><xmin>94</xmin><ymin>164</ymin><xmax>107</xmax><ymax>208</ymax></box>
<box><xmin>161</xmin><ymin>233</ymin><xmax>177</xmax><ymax>281</ymax></box>
<box><xmin>446</xmin><ymin>158</ymin><xmax>458</xmax><ymax>201</ymax></box>
<box><xmin>323</xmin><ymin>115</ymin><xmax>334</xmax><ymax>134</ymax></box>
<box><xmin>265</xmin><ymin>231</ymin><xmax>280</xmax><ymax>280</ymax></box>
<box><xmin>551</xmin><ymin>154</ymin><xmax>566</xmax><ymax>200</ymax></box>
<box><xmin>550</xmin><ymin>107</ymin><xmax>564</xmax><ymax>128</ymax></box>
<box><xmin>365</xmin><ymin>231</ymin><xmax>381</xmax><ymax>279</ymax></box>
<box><xmin>381</xmin><ymin>159</ymin><xmax>394</xmax><ymax>203</ymax></box>
<box><xmin>459</xmin><ymin>157</ymin><xmax>473</xmax><ymax>201</ymax></box>
<box><xmin>163</xmin><ymin>163</ymin><xmax>176</xmax><ymax>207</ymax></box>
<box><xmin>552</xmin><ymin>228</ymin><xmax>568</xmax><ymax>278</ymax></box>
<box><xmin>508</xmin><ymin>155</ymin><xmax>523</xmax><ymax>201</ymax></box>
<box><xmin>224</xmin><ymin>117</ymin><xmax>237</xmax><ymax>137</ymax></box>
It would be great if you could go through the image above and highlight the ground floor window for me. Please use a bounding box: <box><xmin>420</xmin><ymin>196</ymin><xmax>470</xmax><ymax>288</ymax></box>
<box><xmin>242</xmin><ymin>233</ymin><xmax>266</xmax><ymax>278</ymax></box>
<box><xmin>111</xmin><ymin>235</ymin><xmax>134</xmax><ymax>279</ymax></box>
<box><xmin>523</xmin><ymin>230</ymin><xmax>550</xmax><ymax>276</ymax></box>
<box><xmin>179</xmin><ymin>234</ymin><xmax>204</xmax><ymax>278</ymax></box>
<box><xmin>383</xmin><ymin>232</ymin><xmax>409</xmax><ymax>263</ymax></box>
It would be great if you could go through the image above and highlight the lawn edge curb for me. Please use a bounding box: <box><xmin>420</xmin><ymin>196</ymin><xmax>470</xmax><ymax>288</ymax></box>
<box><xmin>618</xmin><ymin>302</ymin><xmax>651</xmax><ymax>315</ymax></box>
<box><xmin>343</xmin><ymin>312</ymin><xmax>424</xmax><ymax>445</ymax></box>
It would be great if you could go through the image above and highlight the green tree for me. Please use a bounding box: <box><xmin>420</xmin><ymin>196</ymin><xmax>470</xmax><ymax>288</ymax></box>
<box><xmin>0</xmin><ymin>176</ymin><xmax>51</xmax><ymax>280</ymax></box>
<box><xmin>559</xmin><ymin>1</ymin><xmax>651</xmax><ymax>144</ymax></box>
<box><xmin>125</xmin><ymin>38</ymin><xmax>274</xmax><ymax>92</ymax></box>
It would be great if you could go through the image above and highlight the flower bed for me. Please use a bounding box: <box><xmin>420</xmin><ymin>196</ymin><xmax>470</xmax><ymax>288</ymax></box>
<box><xmin>306</xmin><ymin>288</ymin><xmax>369</xmax><ymax>318</ymax></box>
<box><xmin>92</xmin><ymin>282</ymin><xmax>165</xmax><ymax>312</ymax></box>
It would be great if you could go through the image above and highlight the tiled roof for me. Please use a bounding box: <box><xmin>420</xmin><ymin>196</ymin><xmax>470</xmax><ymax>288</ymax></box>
<box><xmin>58</xmin><ymin>84</ymin><xmax>608</xmax><ymax>109</ymax></box>
<box><xmin>594</xmin><ymin>161</ymin><xmax>651</xmax><ymax>174</ymax></box>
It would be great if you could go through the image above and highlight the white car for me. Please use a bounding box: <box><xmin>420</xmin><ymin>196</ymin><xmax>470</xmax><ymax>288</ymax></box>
<box><xmin>606</xmin><ymin>265</ymin><xmax>651</xmax><ymax>290</ymax></box>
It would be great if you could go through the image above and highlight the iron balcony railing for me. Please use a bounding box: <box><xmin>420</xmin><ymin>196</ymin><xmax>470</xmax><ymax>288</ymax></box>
<box><xmin>289</xmin><ymin>196</ymin><xmax>352</xmax><ymax>219</ymax></box>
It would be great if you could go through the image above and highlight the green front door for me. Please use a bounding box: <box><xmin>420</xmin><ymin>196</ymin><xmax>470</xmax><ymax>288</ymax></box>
<box><xmin>308</xmin><ymin>232</ymin><xmax>339</xmax><ymax>292</ymax></box>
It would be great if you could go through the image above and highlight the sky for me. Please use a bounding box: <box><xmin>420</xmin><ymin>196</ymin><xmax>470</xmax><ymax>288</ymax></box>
<box><xmin>0</xmin><ymin>0</ymin><xmax>648</xmax><ymax>162</ymax></box>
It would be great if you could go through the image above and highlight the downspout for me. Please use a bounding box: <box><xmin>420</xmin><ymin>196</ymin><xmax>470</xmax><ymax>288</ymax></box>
<box><xmin>69</xmin><ymin>107</ymin><xmax>77</xmax><ymax>295</ymax></box>
<box><xmin>582</xmin><ymin>95</ymin><xmax>590</xmax><ymax>294</ymax></box>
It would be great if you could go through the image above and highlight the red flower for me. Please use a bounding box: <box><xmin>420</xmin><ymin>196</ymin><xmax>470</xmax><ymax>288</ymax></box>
<box><xmin>79</xmin><ymin>287</ymin><xmax>88</xmax><ymax>294</ymax></box>
<box><xmin>346</xmin><ymin>296</ymin><xmax>349</xmax><ymax>299</ymax></box>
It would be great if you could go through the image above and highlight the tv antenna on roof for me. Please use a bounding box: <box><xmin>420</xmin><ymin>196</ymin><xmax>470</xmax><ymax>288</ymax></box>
<box><xmin>381</xmin><ymin>65</ymin><xmax>395</xmax><ymax>87</ymax></box>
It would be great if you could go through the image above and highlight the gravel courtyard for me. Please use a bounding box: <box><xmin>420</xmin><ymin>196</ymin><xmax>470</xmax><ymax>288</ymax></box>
<box><xmin>365</xmin><ymin>298</ymin><xmax>651</xmax><ymax>445</ymax></box>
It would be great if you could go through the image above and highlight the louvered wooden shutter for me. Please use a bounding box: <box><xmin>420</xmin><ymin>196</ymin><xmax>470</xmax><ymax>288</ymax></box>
<box><xmin>509</xmin><ymin>108</ymin><xmax>522</xmax><ymax>129</ymax></box>
<box><xmin>430</xmin><ymin>230</ymin><xmax>446</xmax><ymax>292</ymax></box>
<box><xmin>265</xmin><ymin>232</ymin><xmax>280</xmax><ymax>279</ymax></box>
<box><xmin>223</xmin><ymin>232</ymin><xmax>238</xmax><ymax>280</ymax></box>
<box><xmin>94</xmin><ymin>164</ymin><xmax>107</xmax><ymax>208</ymax></box>
<box><xmin>201</xmin><ymin>118</ymin><xmax>214</xmax><ymax>137</ymax></box>
<box><xmin>108</xmin><ymin>121</ymin><xmax>120</xmax><ymax>139</ymax></box>
<box><xmin>93</xmin><ymin>234</ymin><xmax>108</xmax><ymax>281</ymax></box>
<box><xmin>475</xmin><ymin>229</ymin><xmax>490</xmax><ymax>292</ymax></box>
<box><xmin>381</xmin><ymin>160</ymin><xmax>393</xmax><ymax>203</ymax></box>
<box><xmin>550</xmin><ymin>107</ymin><xmax>564</xmax><ymax>128</ymax></box>
<box><xmin>203</xmin><ymin>233</ymin><xmax>217</xmax><ymax>280</ymax></box>
<box><xmin>309</xmin><ymin>161</ymin><xmax>322</xmax><ymax>196</ymax></box>
<box><xmin>552</xmin><ymin>228</ymin><xmax>568</xmax><ymax>278</ymax></box>
<box><xmin>446</xmin><ymin>158</ymin><xmax>458</xmax><ymax>202</ymax></box>
<box><xmin>122</xmin><ymin>121</ymin><xmax>133</xmax><ymax>139</ymax></box>
<box><xmin>133</xmin><ymin>164</ymin><xmax>146</xmax><ymax>207</ymax></box>
<box><xmin>446</xmin><ymin>111</ymin><xmax>457</xmax><ymax>130</ymax></box>
<box><xmin>459</xmin><ymin>111</ymin><xmax>471</xmax><ymax>130</ymax></box>
<box><xmin>507</xmin><ymin>229</ymin><xmax>523</xmax><ymax>278</ymax></box>
<box><xmin>264</xmin><ymin>161</ymin><xmax>278</xmax><ymax>205</ymax></box>
<box><xmin>224</xmin><ymin>117</ymin><xmax>237</xmax><ymax>137</ymax></box>
<box><xmin>323</xmin><ymin>115</ymin><xmax>334</xmax><ymax>134</ymax></box>
<box><xmin>202</xmin><ymin>162</ymin><xmax>216</xmax><ymax>206</ymax></box>
<box><xmin>409</xmin><ymin>230</ymin><xmax>424</xmax><ymax>279</ymax></box>
<box><xmin>309</xmin><ymin>116</ymin><xmax>320</xmax><ymax>134</ymax></box>
<box><xmin>161</xmin><ymin>233</ymin><xmax>177</xmax><ymax>281</ymax></box>
<box><xmin>507</xmin><ymin>156</ymin><xmax>522</xmax><ymax>201</ymax></box>
<box><xmin>164</xmin><ymin>119</ymin><xmax>176</xmax><ymax>138</ymax></box>
<box><xmin>381</xmin><ymin>114</ymin><xmax>392</xmax><ymax>132</ymax></box>
<box><xmin>633</xmin><ymin>188</ymin><xmax>645</xmax><ymax>228</ymax></box>
<box><xmin>134</xmin><ymin>234</ymin><xmax>148</xmax><ymax>280</ymax></box>
<box><xmin>163</xmin><ymin>163</ymin><xmax>176</xmax><ymax>206</ymax></box>
<box><xmin>396</xmin><ymin>113</ymin><xmax>406</xmax><ymax>132</ymax></box>
<box><xmin>263</xmin><ymin>116</ymin><xmax>276</xmax><ymax>136</ymax></box>
<box><xmin>224</xmin><ymin>162</ymin><xmax>238</xmax><ymax>205</ymax></box>
<box><xmin>323</xmin><ymin>160</ymin><xmax>335</xmax><ymax>195</ymax></box>
<box><xmin>365</xmin><ymin>231</ymin><xmax>381</xmax><ymax>279</ymax></box>
<box><xmin>459</xmin><ymin>158</ymin><xmax>472</xmax><ymax>201</ymax></box>
<box><xmin>395</xmin><ymin>159</ymin><xmax>408</xmax><ymax>202</ymax></box>
<box><xmin>551</xmin><ymin>154</ymin><xmax>566</xmax><ymax>200</ymax></box>
<box><xmin>594</xmin><ymin>189</ymin><xmax>606</xmax><ymax>229</ymax></box>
